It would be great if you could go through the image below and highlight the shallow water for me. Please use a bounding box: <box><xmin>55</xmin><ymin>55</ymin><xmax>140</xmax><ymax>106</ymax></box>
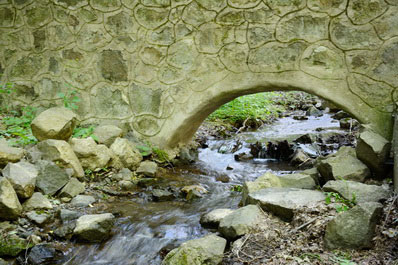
<box><xmin>59</xmin><ymin>113</ymin><xmax>342</xmax><ymax>265</ymax></box>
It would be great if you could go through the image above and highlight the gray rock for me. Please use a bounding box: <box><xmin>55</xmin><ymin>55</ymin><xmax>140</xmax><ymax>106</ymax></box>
<box><xmin>163</xmin><ymin>234</ymin><xmax>226</xmax><ymax>265</ymax></box>
<box><xmin>277</xmin><ymin>173</ymin><xmax>316</xmax><ymax>190</ymax></box>
<box><xmin>118</xmin><ymin>180</ymin><xmax>136</xmax><ymax>191</ymax></box>
<box><xmin>301</xmin><ymin>167</ymin><xmax>321</xmax><ymax>184</ymax></box>
<box><xmin>136</xmin><ymin>161</ymin><xmax>158</xmax><ymax>177</ymax></box>
<box><xmin>317</xmin><ymin>147</ymin><xmax>370</xmax><ymax>182</ymax></box>
<box><xmin>246</xmin><ymin>188</ymin><xmax>325</xmax><ymax>221</ymax></box>
<box><xmin>200</xmin><ymin>208</ymin><xmax>234</xmax><ymax>228</ymax></box>
<box><xmin>112</xmin><ymin>168</ymin><xmax>132</xmax><ymax>181</ymax></box>
<box><xmin>37</xmin><ymin>139</ymin><xmax>84</xmax><ymax>178</ymax></box>
<box><xmin>0</xmin><ymin>177</ymin><xmax>22</xmax><ymax>220</ymax></box>
<box><xmin>339</xmin><ymin>118</ymin><xmax>359</xmax><ymax>129</ymax></box>
<box><xmin>31</xmin><ymin>107</ymin><xmax>78</xmax><ymax>141</ymax></box>
<box><xmin>181</xmin><ymin>185</ymin><xmax>208</xmax><ymax>200</ymax></box>
<box><xmin>26</xmin><ymin>211</ymin><xmax>51</xmax><ymax>226</ymax></box>
<box><xmin>241</xmin><ymin>172</ymin><xmax>281</xmax><ymax>205</ymax></box>
<box><xmin>332</xmin><ymin>111</ymin><xmax>351</xmax><ymax>120</ymax></box>
<box><xmin>177</xmin><ymin>147</ymin><xmax>198</xmax><ymax>164</ymax></box>
<box><xmin>73</xmin><ymin>213</ymin><xmax>115</xmax><ymax>242</ymax></box>
<box><xmin>93</xmin><ymin>125</ymin><xmax>123</xmax><ymax>147</ymax></box>
<box><xmin>219</xmin><ymin>205</ymin><xmax>265</xmax><ymax>239</ymax></box>
<box><xmin>59</xmin><ymin>178</ymin><xmax>85</xmax><ymax>198</ymax></box>
<box><xmin>110</xmin><ymin>138</ymin><xmax>142</xmax><ymax>170</ymax></box>
<box><xmin>27</xmin><ymin>244</ymin><xmax>60</xmax><ymax>265</ymax></box>
<box><xmin>0</xmin><ymin>139</ymin><xmax>25</xmax><ymax>167</ymax></box>
<box><xmin>54</xmin><ymin>222</ymin><xmax>76</xmax><ymax>239</ymax></box>
<box><xmin>356</xmin><ymin>129</ymin><xmax>391</xmax><ymax>177</ymax></box>
<box><xmin>70</xmin><ymin>138</ymin><xmax>111</xmax><ymax>170</ymax></box>
<box><xmin>70</xmin><ymin>195</ymin><xmax>95</xmax><ymax>207</ymax></box>
<box><xmin>152</xmin><ymin>189</ymin><xmax>174</xmax><ymax>201</ymax></box>
<box><xmin>324</xmin><ymin>202</ymin><xmax>383</xmax><ymax>249</ymax></box>
<box><xmin>290</xmin><ymin>149</ymin><xmax>310</xmax><ymax>166</ymax></box>
<box><xmin>23</xmin><ymin>192</ymin><xmax>52</xmax><ymax>211</ymax></box>
<box><xmin>323</xmin><ymin>180</ymin><xmax>391</xmax><ymax>203</ymax></box>
<box><xmin>59</xmin><ymin>209</ymin><xmax>80</xmax><ymax>222</ymax></box>
<box><xmin>2</xmin><ymin>161</ymin><xmax>38</xmax><ymax>199</ymax></box>
<box><xmin>306</xmin><ymin>106</ymin><xmax>323</xmax><ymax>117</ymax></box>
<box><xmin>35</xmin><ymin>160</ymin><xmax>69</xmax><ymax>195</ymax></box>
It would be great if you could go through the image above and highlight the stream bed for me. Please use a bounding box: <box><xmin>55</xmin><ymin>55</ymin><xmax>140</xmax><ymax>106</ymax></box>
<box><xmin>59</xmin><ymin>113</ymin><xmax>348</xmax><ymax>265</ymax></box>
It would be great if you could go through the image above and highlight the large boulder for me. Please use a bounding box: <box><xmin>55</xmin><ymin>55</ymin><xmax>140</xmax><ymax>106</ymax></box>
<box><xmin>317</xmin><ymin>147</ymin><xmax>370</xmax><ymax>182</ymax></box>
<box><xmin>241</xmin><ymin>172</ymin><xmax>281</xmax><ymax>205</ymax></box>
<box><xmin>31</xmin><ymin>107</ymin><xmax>78</xmax><ymax>141</ymax></box>
<box><xmin>23</xmin><ymin>192</ymin><xmax>52</xmax><ymax>211</ymax></box>
<box><xmin>136</xmin><ymin>161</ymin><xmax>158</xmax><ymax>177</ymax></box>
<box><xmin>0</xmin><ymin>177</ymin><xmax>22</xmax><ymax>220</ymax></box>
<box><xmin>37</xmin><ymin>139</ymin><xmax>84</xmax><ymax>178</ymax></box>
<box><xmin>35</xmin><ymin>160</ymin><xmax>69</xmax><ymax>195</ymax></box>
<box><xmin>324</xmin><ymin>202</ymin><xmax>382</xmax><ymax>249</ymax></box>
<box><xmin>2</xmin><ymin>161</ymin><xmax>38</xmax><ymax>199</ymax></box>
<box><xmin>323</xmin><ymin>180</ymin><xmax>391</xmax><ymax>203</ymax></box>
<box><xmin>277</xmin><ymin>173</ymin><xmax>316</xmax><ymax>190</ymax></box>
<box><xmin>246</xmin><ymin>188</ymin><xmax>325</xmax><ymax>221</ymax></box>
<box><xmin>73</xmin><ymin>213</ymin><xmax>115</xmax><ymax>242</ymax></box>
<box><xmin>219</xmin><ymin>205</ymin><xmax>265</xmax><ymax>239</ymax></box>
<box><xmin>110</xmin><ymin>138</ymin><xmax>142</xmax><ymax>170</ymax></box>
<box><xmin>92</xmin><ymin>125</ymin><xmax>123</xmax><ymax>147</ymax></box>
<box><xmin>162</xmin><ymin>234</ymin><xmax>226</xmax><ymax>265</ymax></box>
<box><xmin>59</xmin><ymin>178</ymin><xmax>85</xmax><ymax>199</ymax></box>
<box><xmin>200</xmin><ymin>209</ymin><xmax>234</xmax><ymax>228</ymax></box>
<box><xmin>356</xmin><ymin>129</ymin><xmax>391</xmax><ymax>177</ymax></box>
<box><xmin>0</xmin><ymin>139</ymin><xmax>25</xmax><ymax>167</ymax></box>
<box><xmin>70</xmin><ymin>138</ymin><xmax>111</xmax><ymax>170</ymax></box>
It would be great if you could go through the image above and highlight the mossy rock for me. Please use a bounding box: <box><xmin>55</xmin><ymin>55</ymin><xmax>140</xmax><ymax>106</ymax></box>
<box><xmin>0</xmin><ymin>235</ymin><xmax>34</xmax><ymax>257</ymax></box>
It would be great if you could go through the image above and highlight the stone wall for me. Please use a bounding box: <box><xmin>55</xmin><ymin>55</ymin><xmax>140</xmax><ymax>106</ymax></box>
<box><xmin>0</xmin><ymin>0</ymin><xmax>397</xmax><ymax>148</ymax></box>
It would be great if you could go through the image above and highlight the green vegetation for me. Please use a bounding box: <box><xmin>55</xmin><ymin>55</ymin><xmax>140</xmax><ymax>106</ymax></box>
<box><xmin>0</xmin><ymin>233</ymin><xmax>34</xmax><ymax>257</ymax></box>
<box><xmin>137</xmin><ymin>142</ymin><xmax>169</xmax><ymax>163</ymax></box>
<box><xmin>73</xmin><ymin>125</ymin><xmax>98</xmax><ymax>141</ymax></box>
<box><xmin>230</xmin><ymin>184</ymin><xmax>243</xmax><ymax>192</ymax></box>
<box><xmin>57</xmin><ymin>87</ymin><xmax>80</xmax><ymax>111</ymax></box>
<box><xmin>325</xmin><ymin>192</ymin><xmax>357</xmax><ymax>213</ymax></box>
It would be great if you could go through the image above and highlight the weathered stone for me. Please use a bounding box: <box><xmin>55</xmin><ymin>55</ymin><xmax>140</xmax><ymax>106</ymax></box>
<box><xmin>356</xmin><ymin>129</ymin><xmax>391</xmax><ymax>177</ymax></box>
<box><xmin>0</xmin><ymin>139</ymin><xmax>25</xmax><ymax>167</ymax></box>
<box><xmin>27</xmin><ymin>244</ymin><xmax>60</xmax><ymax>265</ymax></box>
<box><xmin>134</xmin><ymin>5</ymin><xmax>169</xmax><ymax>29</ymax></box>
<box><xmin>277</xmin><ymin>173</ymin><xmax>316</xmax><ymax>190</ymax></box>
<box><xmin>195</xmin><ymin>0</ymin><xmax>226</xmax><ymax>11</ymax></box>
<box><xmin>220</xmin><ymin>42</ymin><xmax>249</xmax><ymax>73</ymax></box>
<box><xmin>247</xmin><ymin>25</ymin><xmax>274</xmax><ymax>48</ymax></box>
<box><xmin>76</xmin><ymin>23</ymin><xmax>111</xmax><ymax>52</ymax></box>
<box><xmin>119</xmin><ymin>180</ymin><xmax>135</xmax><ymax>191</ymax></box>
<box><xmin>371</xmin><ymin>38</ymin><xmax>398</xmax><ymax>87</ymax></box>
<box><xmin>323</xmin><ymin>180</ymin><xmax>391</xmax><ymax>203</ymax></box>
<box><xmin>290</xmin><ymin>149</ymin><xmax>310</xmax><ymax>166</ymax></box>
<box><xmin>110</xmin><ymin>138</ymin><xmax>143</xmax><ymax>170</ymax></box>
<box><xmin>99</xmin><ymin>50</ymin><xmax>127</xmax><ymax>82</ymax></box>
<box><xmin>90</xmin><ymin>0</ymin><xmax>121</xmax><ymax>12</ymax></box>
<box><xmin>2</xmin><ymin>161</ymin><xmax>37</xmax><ymax>199</ymax></box>
<box><xmin>0</xmin><ymin>7</ymin><xmax>14</xmax><ymax>27</ymax></box>
<box><xmin>25</xmin><ymin>4</ymin><xmax>52</xmax><ymax>28</ymax></box>
<box><xmin>59</xmin><ymin>209</ymin><xmax>81</xmax><ymax>222</ymax></box>
<box><xmin>267</xmin><ymin>0</ymin><xmax>306</xmax><ymax>15</ymax></box>
<box><xmin>241</xmin><ymin>172</ymin><xmax>281</xmax><ymax>205</ymax></box>
<box><xmin>317</xmin><ymin>147</ymin><xmax>370</xmax><ymax>182</ymax></box>
<box><xmin>182</xmin><ymin>2</ymin><xmax>216</xmax><ymax>27</ymax></box>
<box><xmin>70</xmin><ymin>195</ymin><xmax>95</xmax><ymax>207</ymax></box>
<box><xmin>347</xmin><ymin>0</ymin><xmax>387</xmax><ymax>25</ymax></box>
<box><xmin>372</xmin><ymin>7</ymin><xmax>398</xmax><ymax>40</ymax></box>
<box><xmin>73</xmin><ymin>213</ymin><xmax>115</xmax><ymax>242</ymax></box>
<box><xmin>37</xmin><ymin>140</ymin><xmax>84</xmax><ymax>178</ymax></box>
<box><xmin>23</xmin><ymin>192</ymin><xmax>52</xmax><ymax>211</ymax></box>
<box><xmin>324</xmin><ymin>202</ymin><xmax>383</xmax><ymax>249</ymax></box>
<box><xmin>92</xmin><ymin>125</ymin><xmax>123</xmax><ymax>147</ymax></box>
<box><xmin>35</xmin><ymin>160</ymin><xmax>69</xmax><ymax>196</ymax></box>
<box><xmin>200</xmin><ymin>208</ymin><xmax>234</xmax><ymax>228</ymax></box>
<box><xmin>26</xmin><ymin>211</ymin><xmax>51</xmax><ymax>226</ymax></box>
<box><xmin>0</xmin><ymin>234</ymin><xmax>32</xmax><ymax>257</ymax></box>
<box><xmin>0</xmin><ymin>177</ymin><xmax>22</xmax><ymax>220</ymax></box>
<box><xmin>59</xmin><ymin>178</ymin><xmax>85</xmax><ymax>198</ymax></box>
<box><xmin>70</xmin><ymin>138</ymin><xmax>111</xmax><ymax>170</ymax></box>
<box><xmin>307</xmin><ymin>0</ymin><xmax>347</xmax><ymax>16</ymax></box>
<box><xmin>163</xmin><ymin>234</ymin><xmax>226</xmax><ymax>265</ymax></box>
<box><xmin>246</xmin><ymin>188</ymin><xmax>325</xmax><ymax>221</ymax></box>
<box><xmin>136</xmin><ymin>161</ymin><xmax>158</xmax><ymax>177</ymax></box>
<box><xmin>181</xmin><ymin>185</ymin><xmax>208</xmax><ymax>200</ymax></box>
<box><xmin>219</xmin><ymin>205</ymin><xmax>264</xmax><ymax>239</ymax></box>
<box><xmin>31</xmin><ymin>107</ymin><xmax>78</xmax><ymax>141</ymax></box>
<box><xmin>104</xmin><ymin>11</ymin><xmax>135</xmax><ymax>37</ymax></box>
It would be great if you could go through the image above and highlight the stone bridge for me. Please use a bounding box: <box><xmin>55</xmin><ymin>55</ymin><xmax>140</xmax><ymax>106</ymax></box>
<box><xmin>0</xmin><ymin>0</ymin><xmax>397</xmax><ymax>149</ymax></box>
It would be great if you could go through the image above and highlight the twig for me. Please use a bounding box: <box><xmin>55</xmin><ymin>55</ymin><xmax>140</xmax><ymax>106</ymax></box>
<box><xmin>236</xmin><ymin>117</ymin><xmax>250</xmax><ymax>134</ymax></box>
<box><xmin>383</xmin><ymin>194</ymin><xmax>398</xmax><ymax>230</ymax></box>
<box><xmin>236</xmin><ymin>234</ymin><xmax>251</xmax><ymax>260</ymax></box>
<box><xmin>291</xmin><ymin>217</ymin><xmax>318</xmax><ymax>233</ymax></box>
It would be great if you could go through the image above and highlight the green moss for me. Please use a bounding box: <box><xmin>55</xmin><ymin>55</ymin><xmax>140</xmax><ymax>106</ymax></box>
<box><xmin>0</xmin><ymin>235</ymin><xmax>34</xmax><ymax>257</ymax></box>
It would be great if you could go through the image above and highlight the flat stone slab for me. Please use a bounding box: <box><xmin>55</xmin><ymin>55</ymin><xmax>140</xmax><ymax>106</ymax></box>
<box><xmin>200</xmin><ymin>208</ymin><xmax>234</xmax><ymax>228</ymax></box>
<box><xmin>246</xmin><ymin>188</ymin><xmax>326</xmax><ymax>221</ymax></box>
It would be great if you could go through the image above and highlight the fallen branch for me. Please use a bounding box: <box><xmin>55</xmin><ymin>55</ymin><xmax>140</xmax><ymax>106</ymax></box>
<box><xmin>291</xmin><ymin>217</ymin><xmax>318</xmax><ymax>233</ymax></box>
<box><xmin>236</xmin><ymin>117</ymin><xmax>250</xmax><ymax>134</ymax></box>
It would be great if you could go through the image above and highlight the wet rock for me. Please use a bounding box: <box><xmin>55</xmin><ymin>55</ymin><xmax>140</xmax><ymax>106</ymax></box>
<box><xmin>73</xmin><ymin>213</ymin><xmax>115</xmax><ymax>242</ymax></box>
<box><xmin>0</xmin><ymin>234</ymin><xmax>33</xmax><ymax>257</ymax></box>
<box><xmin>59</xmin><ymin>209</ymin><xmax>80</xmax><ymax>222</ymax></box>
<box><xmin>31</xmin><ymin>107</ymin><xmax>78</xmax><ymax>141</ymax></box>
<box><xmin>136</xmin><ymin>161</ymin><xmax>158</xmax><ymax>177</ymax></box>
<box><xmin>37</xmin><ymin>139</ymin><xmax>84</xmax><ymax>178</ymax></box>
<box><xmin>0</xmin><ymin>139</ymin><xmax>25</xmax><ymax>167</ymax></box>
<box><xmin>152</xmin><ymin>189</ymin><xmax>174</xmax><ymax>201</ymax></box>
<box><xmin>35</xmin><ymin>160</ymin><xmax>69</xmax><ymax>195</ymax></box>
<box><xmin>332</xmin><ymin>111</ymin><xmax>351</xmax><ymax>120</ymax></box>
<box><xmin>59</xmin><ymin>178</ymin><xmax>85</xmax><ymax>199</ymax></box>
<box><xmin>339</xmin><ymin>118</ymin><xmax>359</xmax><ymax>130</ymax></box>
<box><xmin>323</xmin><ymin>180</ymin><xmax>391</xmax><ymax>203</ymax></box>
<box><xmin>277</xmin><ymin>173</ymin><xmax>316</xmax><ymax>189</ymax></box>
<box><xmin>119</xmin><ymin>180</ymin><xmax>136</xmax><ymax>191</ymax></box>
<box><xmin>110</xmin><ymin>138</ymin><xmax>142</xmax><ymax>170</ymax></box>
<box><xmin>234</xmin><ymin>152</ymin><xmax>253</xmax><ymax>161</ymax></box>
<box><xmin>23</xmin><ymin>192</ymin><xmax>52</xmax><ymax>211</ymax></box>
<box><xmin>219</xmin><ymin>205</ymin><xmax>265</xmax><ymax>239</ymax></box>
<box><xmin>2</xmin><ymin>161</ymin><xmax>38</xmax><ymax>199</ymax></box>
<box><xmin>290</xmin><ymin>149</ymin><xmax>310</xmax><ymax>166</ymax></box>
<box><xmin>27</xmin><ymin>244</ymin><xmax>61</xmax><ymax>265</ymax></box>
<box><xmin>112</xmin><ymin>168</ymin><xmax>133</xmax><ymax>181</ymax></box>
<box><xmin>266</xmin><ymin>140</ymin><xmax>294</xmax><ymax>160</ymax></box>
<box><xmin>241</xmin><ymin>172</ymin><xmax>281</xmax><ymax>205</ymax></box>
<box><xmin>215</xmin><ymin>174</ymin><xmax>230</xmax><ymax>183</ymax></box>
<box><xmin>324</xmin><ymin>202</ymin><xmax>383</xmax><ymax>249</ymax></box>
<box><xmin>294</xmin><ymin>134</ymin><xmax>316</xmax><ymax>144</ymax></box>
<box><xmin>306</xmin><ymin>106</ymin><xmax>323</xmax><ymax>117</ymax></box>
<box><xmin>26</xmin><ymin>211</ymin><xmax>51</xmax><ymax>226</ymax></box>
<box><xmin>70</xmin><ymin>138</ymin><xmax>111</xmax><ymax>171</ymax></box>
<box><xmin>54</xmin><ymin>222</ymin><xmax>76</xmax><ymax>239</ymax></box>
<box><xmin>293</xmin><ymin>115</ymin><xmax>308</xmax><ymax>121</ymax></box>
<box><xmin>70</xmin><ymin>195</ymin><xmax>96</xmax><ymax>207</ymax></box>
<box><xmin>356</xmin><ymin>129</ymin><xmax>391</xmax><ymax>177</ymax></box>
<box><xmin>246</xmin><ymin>188</ymin><xmax>325</xmax><ymax>221</ymax></box>
<box><xmin>317</xmin><ymin>148</ymin><xmax>370</xmax><ymax>182</ymax></box>
<box><xmin>163</xmin><ymin>234</ymin><xmax>226</xmax><ymax>265</ymax></box>
<box><xmin>177</xmin><ymin>147</ymin><xmax>198</xmax><ymax>164</ymax></box>
<box><xmin>200</xmin><ymin>208</ymin><xmax>234</xmax><ymax>228</ymax></box>
<box><xmin>0</xmin><ymin>177</ymin><xmax>22</xmax><ymax>220</ymax></box>
<box><xmin>93</xmin><ymin>125</ymin><xmax>123</xmax><ymax>147</ymax></box>
<box><xmin>181</xmin><ymin>185</ymin><xmax>208</xmax><ymax>200</ymax></box>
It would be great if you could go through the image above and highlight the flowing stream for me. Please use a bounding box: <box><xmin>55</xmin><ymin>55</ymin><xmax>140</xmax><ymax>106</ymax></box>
<box><xmin>59</xmin><ymin>113</ymin><xmax>344</xmax><ymax>265</ymax></box>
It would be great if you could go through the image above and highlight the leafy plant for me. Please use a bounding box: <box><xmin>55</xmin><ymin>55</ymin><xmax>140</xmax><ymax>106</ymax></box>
<box><xmin>325</xmin><ymin>192</ymin><xmax>357</xmax><ymax>213</ymax></box>
<box><xmin>137</xmin><ymin>144</ymin><xmax>152</xmax><ymax>157</ymax></box>
<box><xmin>0</xmin><ymin>79</ymin><xmax>14</xmax><ymax>112</ymax></box>
<box><xmin>330</xmin><ymin>252</ymin><xmax>357</xmax><ymax>265</ymax></box>
<box><xmin>230</xmin><ymin>185</ymin><xmax>243</xmax><ymax>192</ymax></box>
<box><xmin>73</xmin><ymin>125</ymin><xmax>98</xmax><ymax>141</ymax></box>
<box><xmin>57</xmin><ymin>87</ymin><xmax>80</xmax><ymax>110</ymax></box>
<box><xmin>152</xmin><ymin>146</ymin><xmax>169</xmax><ymax>163</ymax></box>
